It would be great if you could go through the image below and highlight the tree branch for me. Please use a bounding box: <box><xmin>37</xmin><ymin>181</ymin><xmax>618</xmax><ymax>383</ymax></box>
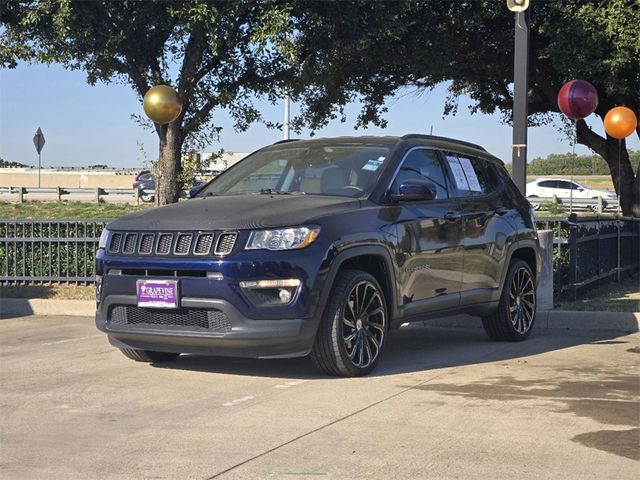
<box><xmin>576</xmin><ymin>119</ymin><xmax>607</xmax><ymax>158</ymax></box>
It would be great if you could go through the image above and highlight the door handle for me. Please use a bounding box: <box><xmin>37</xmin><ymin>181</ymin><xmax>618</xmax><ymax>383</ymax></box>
<box><xmin>444</xmin><ymin>211</ymin><xmax>461</xmax><ymax>221</ymax></box>
<box><xmin>495</xmin><ymin>206</ymin><xmax>509</xmax><ymax>215</ymax></box>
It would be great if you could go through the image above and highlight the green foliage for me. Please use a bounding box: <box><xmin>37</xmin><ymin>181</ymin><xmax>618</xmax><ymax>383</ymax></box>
<box><xmin>528</xmin><ymin>153</ymin><xmax>610</xmax><ymax>176</ymax></box>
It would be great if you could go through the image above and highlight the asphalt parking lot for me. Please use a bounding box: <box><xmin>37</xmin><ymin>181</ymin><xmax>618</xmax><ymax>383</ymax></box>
<box><xmin>1</xmin><ymin>314</ymin><xmax>638</xmax><ymax>479</ymax></box>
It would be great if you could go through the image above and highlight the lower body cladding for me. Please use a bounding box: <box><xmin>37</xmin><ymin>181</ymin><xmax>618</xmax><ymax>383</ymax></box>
<box><xmin>96</xmin><ymin>295</ymin><xmax>320</xmax><ymax>358</ymax></box>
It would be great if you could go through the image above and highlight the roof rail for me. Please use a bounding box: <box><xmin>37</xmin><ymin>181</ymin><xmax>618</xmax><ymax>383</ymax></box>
<box><xmin>272</xmin><ymin>139</ymin><xmax>300</xmax><ymax>145</ymax></box>
<box><xmin>400</xmin><ymin>134</ymin><xmax>487</xmax><ymax>152</ymax></box>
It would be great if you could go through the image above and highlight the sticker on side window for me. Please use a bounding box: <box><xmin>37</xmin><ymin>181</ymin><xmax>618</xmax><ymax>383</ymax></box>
<box><xmin>446</xmin><ymin>155</ymin><xmax>469</xmax><ymax>189</ymax></box>
<box><xmin>458</xmin><ymin>157</ymin><xmax>482</xmax><ymax>191</ymax></box>
<box><xmin>362</xmin><ymin>157</ymin><xmax>385</xmax><ymax>172</ymax></box>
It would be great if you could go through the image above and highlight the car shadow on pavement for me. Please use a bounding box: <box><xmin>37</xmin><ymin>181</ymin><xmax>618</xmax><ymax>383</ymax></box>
<box><xmin>150</xmin><ymin>321</ymin><xmax>635</xmax><ymax>379</ymax></box>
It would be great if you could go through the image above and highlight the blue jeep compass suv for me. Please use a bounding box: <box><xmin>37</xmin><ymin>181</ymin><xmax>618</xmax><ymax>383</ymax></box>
<box><xmin>95</xmin><ymin>135</ymin><xmax>539</xmax><ymax>376</ymax></box>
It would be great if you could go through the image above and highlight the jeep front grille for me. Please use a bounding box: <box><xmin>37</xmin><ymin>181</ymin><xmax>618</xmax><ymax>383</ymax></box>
<box><xmin>215</xmin><ymin>233</ymin><xmax>238</xmax><ymax>255</ymax></box>
<box><xmin>109</xmin><ymin>306</ymin><xmax>231</xmax><ymax>333</ymax></box>
<box><xmin>107</xmin><ymin>230</ymin><xmax>237</xmax><ymax>257</ymax></box>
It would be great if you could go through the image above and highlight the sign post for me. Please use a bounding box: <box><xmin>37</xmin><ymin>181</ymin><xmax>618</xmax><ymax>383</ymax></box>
<box><xmin>33</xmin><ymin>127</ymin><xmax>46</xmax><ymax>188</ymax></box>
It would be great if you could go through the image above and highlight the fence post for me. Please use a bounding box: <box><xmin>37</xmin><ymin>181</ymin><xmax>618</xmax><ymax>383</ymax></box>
<box><xmin>596</xmin><ymin>196</ymin><xmax>604</xmax><ymax>214</ymax></box>
<box><xmin>56</xmin><ymin>186</ymin><xmax>62</xmax><ymax>202</ymax></box>
<box><xmin>135</xmin><ymin>187</ymin><xmax>140</xmax><ymax>206</ymax></box>
<box><xmin>95</xmin><ymin>187</ymin><xmax>102</xmax><ymax>203</ymax></box>
<box><xmin>568</xmin><ymin>213</ymin><xmax>578</xmax><ymax>301</ymax></box>
<box><xmin>18</xmin><ymin>187</ymin><xmax>24</xmax><ymax>203</ymax></box>
<box><xmin>537</xmin><ymin>230</ymin><xmax>554</xmax><ymax>310</ymax></box>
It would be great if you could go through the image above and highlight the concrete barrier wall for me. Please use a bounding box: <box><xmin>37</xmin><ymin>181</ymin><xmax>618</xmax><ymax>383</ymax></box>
<box><xmin>0</xmin><ymin>170</ymin><xmax>134</xmax><ymax>188</ymax></box>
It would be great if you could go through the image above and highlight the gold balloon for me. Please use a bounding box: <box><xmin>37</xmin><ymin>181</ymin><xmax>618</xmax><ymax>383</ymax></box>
<box><xmin>143</xmin><ymin>85</ymin><xmax>183</xmax><ymax>124</ymax></box>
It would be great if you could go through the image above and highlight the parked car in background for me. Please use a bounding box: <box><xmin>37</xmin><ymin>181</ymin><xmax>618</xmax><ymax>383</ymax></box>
<box><xmin>96</xmin><ymin>135</ymin><xmax>540</xmax><ymax>376</ymax></box>
<box><xmin>132</xmin><ymin>170</ymin><xmax>155</xmax><ymax>202</ymax></box>
<box><xmin>526</xmin><ymin>178</ymin><xmax>616</xmax><ymax>200</ymax></box>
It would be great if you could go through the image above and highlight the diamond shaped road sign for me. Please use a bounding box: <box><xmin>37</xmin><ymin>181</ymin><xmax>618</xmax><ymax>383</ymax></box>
<box><xmin>33</xmin><ymin>127</ymin><xmax>45</xmax><ymax>154</ymax></box>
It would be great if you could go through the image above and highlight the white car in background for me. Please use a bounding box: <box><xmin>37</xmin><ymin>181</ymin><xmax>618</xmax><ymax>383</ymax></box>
<box><xmin>526</xmin><ymin>178</ymin><xmax>616</xmax><ymax>200</ymax></box>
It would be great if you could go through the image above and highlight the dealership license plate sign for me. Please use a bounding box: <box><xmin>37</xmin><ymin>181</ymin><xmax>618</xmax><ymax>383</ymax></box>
<box><xmin>137</xmin><ymin>280</ymin><xmax>178</xmax><ymax>309</ymax></box>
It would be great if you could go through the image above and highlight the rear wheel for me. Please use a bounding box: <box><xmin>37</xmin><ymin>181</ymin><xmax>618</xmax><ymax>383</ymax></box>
<box><xmin>310</xmin><ymin>270</ymin><xmax>387</xmax><ymax>376</ymax></box>
<box><xmin>482</xmin><ymin>259</ymin><xmax>536</xmax><ymax>341</ymax></box>
<box><xmin>119</xmin><ymin>348</ymin><xmax>179</xmax><ymax>363</ymax></box>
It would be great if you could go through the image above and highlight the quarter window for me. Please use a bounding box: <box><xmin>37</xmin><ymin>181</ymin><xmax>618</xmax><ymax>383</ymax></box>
<box><xmin>391</xmin><ymin>149</ymin><xmax>448</xmax><ymax>199</ymax></box>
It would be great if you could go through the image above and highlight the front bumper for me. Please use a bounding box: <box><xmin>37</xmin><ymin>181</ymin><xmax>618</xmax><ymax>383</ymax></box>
<box><xmin>96</xmin><ymin>295</ymin><xmax>319</xmax><ymax>359</ymax></box>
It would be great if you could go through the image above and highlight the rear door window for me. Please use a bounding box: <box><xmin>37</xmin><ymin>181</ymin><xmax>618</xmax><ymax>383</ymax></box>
<box><xmin>444</xmin><ymin>153</ymin><xmax>500</xmax><ymax>197</ymax></box>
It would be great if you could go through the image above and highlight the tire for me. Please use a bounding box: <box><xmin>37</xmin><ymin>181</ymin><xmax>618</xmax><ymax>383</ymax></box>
<box><xmin>482</xmin><ymin>259</ymin><xmax>536</xmax><ymax>342</ymax></box>
<box><xmin>119</xmin><ymin>348</ymin><xmax>180</xmax><ymax>363</ymax></box>
<box><xmin>310</xmin><ymin>270</ymin><xmax>388</xmax><ymax>377</ymax></box>
<box><xmin>141</xmin><ymin>194</ymin><xmax>154</xmax><ymax>203</ymax></box>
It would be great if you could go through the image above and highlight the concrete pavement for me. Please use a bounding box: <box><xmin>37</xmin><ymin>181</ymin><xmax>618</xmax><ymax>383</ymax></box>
<box><xmin>1</xmin><ymin>314</ymin><xmax>638</xmax><ymax>479</ymax></box>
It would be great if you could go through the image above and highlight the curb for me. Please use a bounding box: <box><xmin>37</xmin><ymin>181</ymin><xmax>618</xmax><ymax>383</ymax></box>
<box><xmin>1</xmin><ymin>298</ymin><xmax>638</xmax><ymax>333</ymax></box>
<box><xmin>0</xmin><ymin>298</ymin><xmax>95</xmax><ymax>317</ymax></box>
<box><xmin>427</xmin><ymin>311</ymin><xmax>639</xmax><ymax>333</ymax></box>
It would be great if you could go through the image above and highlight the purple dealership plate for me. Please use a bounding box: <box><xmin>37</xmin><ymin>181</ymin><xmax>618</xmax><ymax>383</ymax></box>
<box><xmin>137</xmin><ymin>279</ymin><xmax>179</xmax><ymax>309</ymax></box>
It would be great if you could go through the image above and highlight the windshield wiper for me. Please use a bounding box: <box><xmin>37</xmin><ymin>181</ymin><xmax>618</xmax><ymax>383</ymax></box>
<box><xmin>257</xmin><ymin>189</ymin><xmax>306</xmax><ymax>195</ymax></box>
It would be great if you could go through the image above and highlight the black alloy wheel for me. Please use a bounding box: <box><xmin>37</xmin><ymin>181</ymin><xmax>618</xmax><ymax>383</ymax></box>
<box><xmin>482</xmin><ymin>259</ymin><xmax>536</xmax><ymax>341</ymax></box>
<box><xmin>310</xmin><ymin>270</ymin><xmax>388</xmax><ymax>376</ymax></box>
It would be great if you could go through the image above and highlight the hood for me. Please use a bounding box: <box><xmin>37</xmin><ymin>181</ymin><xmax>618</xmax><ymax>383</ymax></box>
<box><xmin>108</xmin><ymin>195</ymin><xmax>362</xmax><ymax>231</ymax></box>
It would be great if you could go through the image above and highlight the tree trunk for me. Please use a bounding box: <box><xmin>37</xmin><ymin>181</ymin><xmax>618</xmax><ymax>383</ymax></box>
<box><xmin>155</xmin><ymin>122</ymin><xmax>184</xmax><ymax>206</ymax></box>
<box><xmin>576</xmin><ymin>119</ymin><xmax>639</xmax><ymax>217</ymax></box>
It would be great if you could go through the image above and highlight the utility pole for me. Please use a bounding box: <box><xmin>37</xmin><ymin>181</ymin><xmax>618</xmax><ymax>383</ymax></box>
<box><xmin>508</xmin><ymin>0</ymin><xmax>530</xmax><ymax>194</ymax></box>
<box><xmin>284</xmin><ymin>92</ymin><xmax>290</xmax><ymax>140</ymax></box>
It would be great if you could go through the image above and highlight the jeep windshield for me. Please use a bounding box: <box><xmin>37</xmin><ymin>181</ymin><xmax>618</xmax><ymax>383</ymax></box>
<box><xmin>197</xmin><ymin>143</ymin><xmax>391</xmax><ymax>198</ymax></box>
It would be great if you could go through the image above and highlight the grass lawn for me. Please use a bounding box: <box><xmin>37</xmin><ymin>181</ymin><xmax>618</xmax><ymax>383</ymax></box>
<box><xmin>0</xmin><ymin>201</ymin><xmax>150</xmax><ymax>219</ymax></box>
<box><xmin>557</xmin><ymin>274</ymin><xmax>640</xmax><ymax>312</ymax></box>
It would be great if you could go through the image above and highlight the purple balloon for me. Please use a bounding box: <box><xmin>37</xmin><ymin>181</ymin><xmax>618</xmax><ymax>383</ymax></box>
<box><xmin>557</xmin><ymin>80</ymin><xmax>598</xmax><ymax>120</ymax></box>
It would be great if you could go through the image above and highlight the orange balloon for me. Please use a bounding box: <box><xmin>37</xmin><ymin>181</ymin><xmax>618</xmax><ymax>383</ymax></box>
<box><xmin>603</xmin><ymin>106</ymin><xmax>637</xmax><ymax>139</ymax></box>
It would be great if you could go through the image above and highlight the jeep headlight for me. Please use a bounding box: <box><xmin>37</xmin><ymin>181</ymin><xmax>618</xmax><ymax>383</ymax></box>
<box><xmin>98</xmin><ymin>228</ymin><xmax>110</xmax><ymax>250</ymax></box>
<box><xmin>245</xmin><ymin>226</ymin><xmax>320</xmax><ymax>251</ymax></box>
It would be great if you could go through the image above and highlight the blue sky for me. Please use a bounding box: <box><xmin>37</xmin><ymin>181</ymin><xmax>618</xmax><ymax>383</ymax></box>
<box><xmin>1</xmin><ymin>63</ymin><xmax>637</xmax><ymax>168</ymax></box>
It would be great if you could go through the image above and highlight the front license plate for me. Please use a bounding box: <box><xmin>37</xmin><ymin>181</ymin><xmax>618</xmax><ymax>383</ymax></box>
<box><xmin>137</xmin><ymin>279</ymin><xmax>179</xmax><ymax>309</ymax></box>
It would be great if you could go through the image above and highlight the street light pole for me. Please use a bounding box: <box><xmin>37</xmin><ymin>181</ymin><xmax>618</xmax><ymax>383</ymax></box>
<box><xmin>509</xmin><ymin>1</ymin><xmax>530</xmax><ymax>194</ymax></box>
<box><xmin>284</xmin><ymin>92</ymin><xmax>290</xmax><ymax>140</ymax></box>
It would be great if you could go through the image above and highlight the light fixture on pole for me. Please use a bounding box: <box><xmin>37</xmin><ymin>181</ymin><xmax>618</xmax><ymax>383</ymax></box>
<box><xmin>507</xmin><ymin>0</ymin><xmax>530</xmax><ymax>194</ymax></box>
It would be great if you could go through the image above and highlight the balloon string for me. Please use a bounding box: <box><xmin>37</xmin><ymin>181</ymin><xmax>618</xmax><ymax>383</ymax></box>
<box><xmin>617</xmin><ymin>138</ymin><xmax>621</xmax><ymax>282</ymax></box>
<box><xmin>570</xmin><ymin>119</ymin><xmax>577</xmax><ymax>214</ymax></box>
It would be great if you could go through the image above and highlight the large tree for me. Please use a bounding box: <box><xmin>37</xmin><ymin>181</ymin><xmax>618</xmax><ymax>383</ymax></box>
<box><xmin>287</xmin><ymin>0</ymin><xmax>640</xmax><ymax>216</ymax></box>
<box><xmin>1</xmin><ymin>0</ymin><xmax>294</xmax><ymax>204</ymax></box>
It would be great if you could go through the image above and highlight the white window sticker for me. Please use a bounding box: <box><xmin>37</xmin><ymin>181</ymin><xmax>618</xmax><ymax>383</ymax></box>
<box><xmin>446</xmin><ymin>155</ymin><xmax>469</xmax><ymax>189</ymax></box>
<box><xmin>458</xmin><ymin>157</ymin><xmax>482</xmax><ymax>192</ymax></box>
<box><xmin>362</xmin><ymin>157</ymin><xmax>385</xmax><ymax>172</ymax></box>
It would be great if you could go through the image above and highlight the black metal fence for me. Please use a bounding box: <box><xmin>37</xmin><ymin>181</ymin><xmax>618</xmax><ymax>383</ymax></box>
<box><xmin>537</xmin><ymin>214</ymin><xmax>640</xmax><ymax>300</ymax></box>
<box><xmin>1</xmin><ymin>216</ymin><xmax>639</xmax><ymax>294</ymax></box>
<box><xmin>0</xmin><ymin>219</ymin><xmax>110</xmax><ymax>285</ymax></box>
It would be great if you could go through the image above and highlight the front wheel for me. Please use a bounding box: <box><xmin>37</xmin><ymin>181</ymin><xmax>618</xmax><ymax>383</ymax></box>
<box><xmin>482</xmin><ymin>259</ymin><xmax>536</xmax><ymax>341</ymax></box>
<box><xmin>310</xmin><ymin>270</ymin><xmax>387</xmax><ymax>376</ymax></box>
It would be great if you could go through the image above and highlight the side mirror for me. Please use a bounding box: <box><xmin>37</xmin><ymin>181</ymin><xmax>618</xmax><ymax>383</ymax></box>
<box><xmin>188</xmin><ymin>183</ymin><xmax>205</xmax><ymax>198</ymax></box>
<box><xmin>389</xmin><ymin>179</ymin><xmax>437</xmax><ymax>203</ymax></box>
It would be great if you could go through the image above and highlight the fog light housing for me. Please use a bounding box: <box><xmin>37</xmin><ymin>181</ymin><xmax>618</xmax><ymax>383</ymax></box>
<box><xmin>239</xmin><ymin>279</ymin><xmax>301</xmax><ymax>306</ymax></box>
